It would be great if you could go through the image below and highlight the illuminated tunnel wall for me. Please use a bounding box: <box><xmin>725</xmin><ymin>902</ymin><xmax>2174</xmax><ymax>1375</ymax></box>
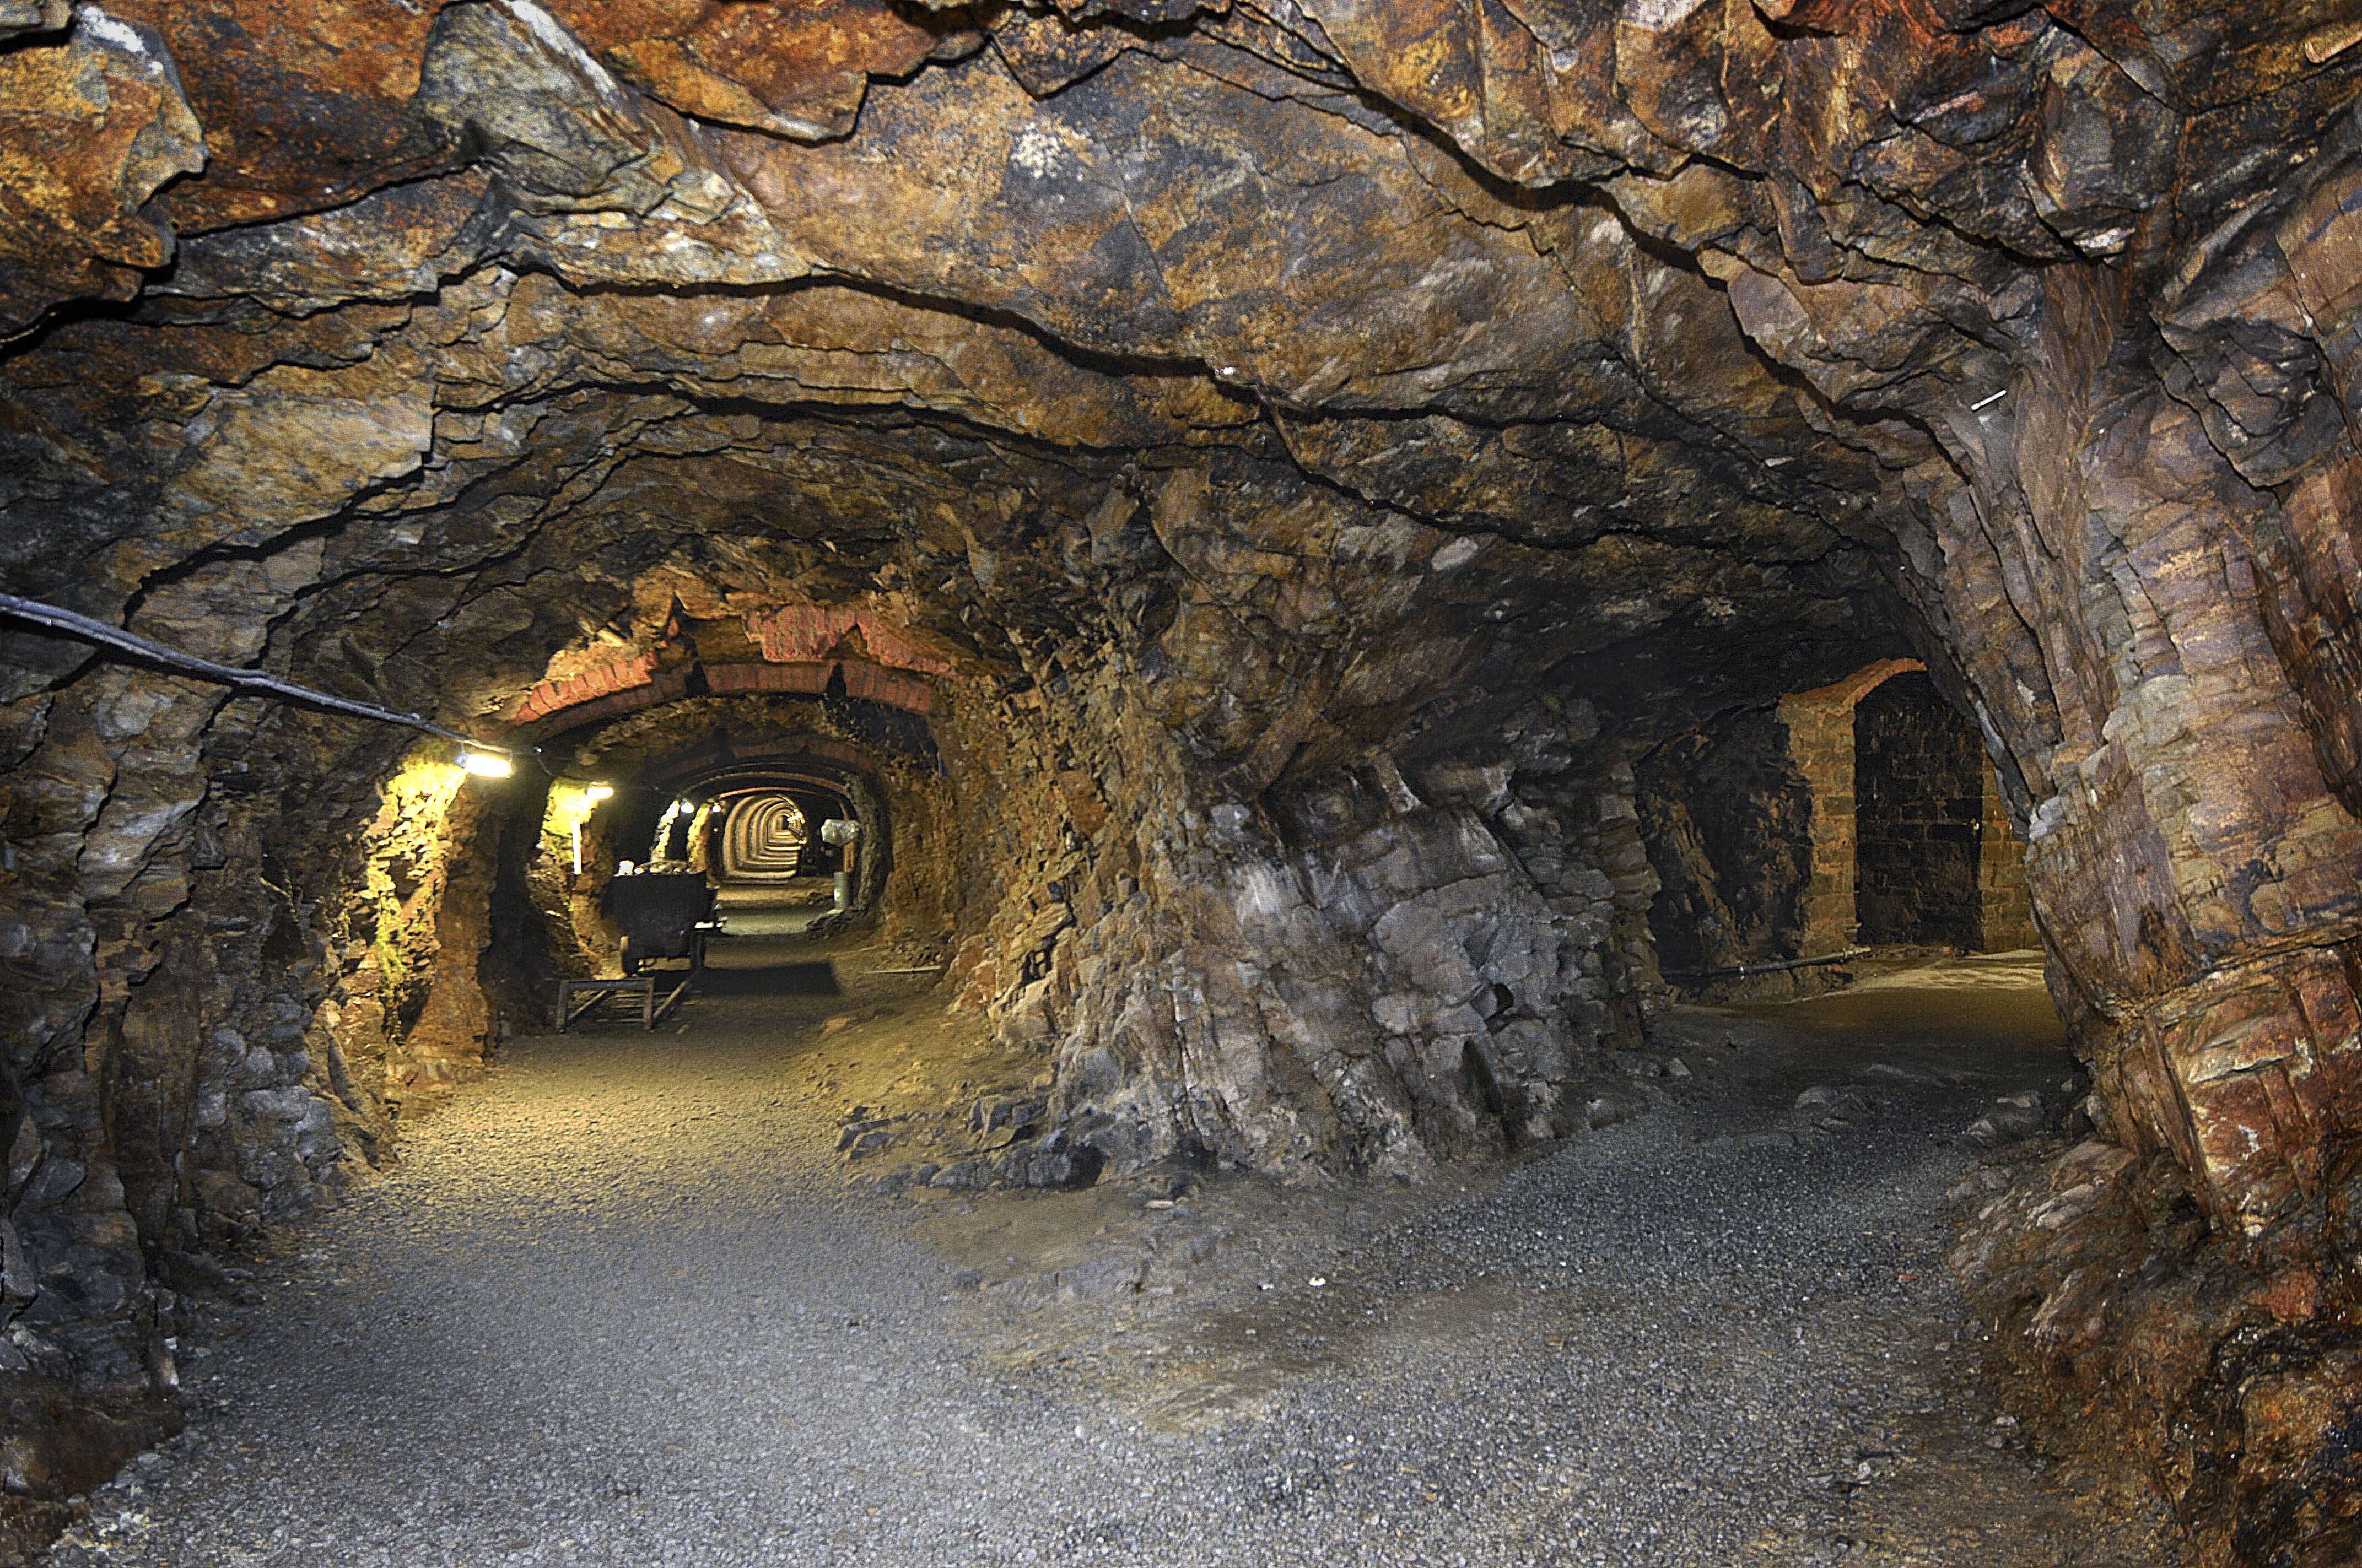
<box><xmin>719</xmin><ymin>791</ymin><xmax>810</xmax><ymax>882</ymax></box>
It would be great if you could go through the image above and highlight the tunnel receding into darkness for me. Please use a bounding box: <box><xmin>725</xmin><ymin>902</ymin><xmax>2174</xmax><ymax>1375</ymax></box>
<box><xmin>3</xmin><ymin>3</ymin><xmax>2360</xmax><ymax>1562</ymax></box>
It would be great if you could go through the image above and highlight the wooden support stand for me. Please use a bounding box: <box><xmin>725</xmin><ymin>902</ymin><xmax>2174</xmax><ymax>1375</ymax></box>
<box><xmin>553</xmin><ymin>972</ymin><xmax>692</xmax><ymax>1031</ymax></box>
<box><xmin>552</xmin><ymin>920</ymin><xmax>719</xmax><ymax>1032</ymax></box>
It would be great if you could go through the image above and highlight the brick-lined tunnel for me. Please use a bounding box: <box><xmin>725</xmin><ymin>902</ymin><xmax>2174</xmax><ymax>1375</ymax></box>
<box><xmin>4</xmin><ymin>1</ymin><xmax>2362</xmax><ymax>1562</ymax></box>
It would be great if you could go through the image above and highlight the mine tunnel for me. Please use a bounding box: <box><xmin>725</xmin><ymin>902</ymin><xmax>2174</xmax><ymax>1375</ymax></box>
<box><xmin>3</xmin><ymin>2</ymin><xmax>2360</xmax><ymax>1564</ymax></box>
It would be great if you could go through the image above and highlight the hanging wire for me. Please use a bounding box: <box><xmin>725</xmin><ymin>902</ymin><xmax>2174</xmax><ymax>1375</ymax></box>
<box><xmin>0</xmin><ymin>592</ymin><xmax>522</xmax><ymax>757</ymax></box>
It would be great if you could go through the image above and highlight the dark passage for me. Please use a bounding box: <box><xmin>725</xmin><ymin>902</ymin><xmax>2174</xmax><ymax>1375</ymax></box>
<box><xmin>1854</xmin><ymin>673</ymin><xmax>1984</xmax><ymax>950</ymax></box>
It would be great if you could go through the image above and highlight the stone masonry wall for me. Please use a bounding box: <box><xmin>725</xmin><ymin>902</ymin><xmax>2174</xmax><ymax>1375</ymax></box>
<box><xmin>1778</xmin><ymin>689</ymin><xmax>1861</xmax><ymax>960</ymax></box>
<box><xmin>1977</xmin><ymin>766</ymin><xmax>2041</xmax><ymax>953</ymax></box>
<box><xmin>1854</xmin><ymin>671</ymin><xmax>1986</xmax><ymax>949</ymax></box>
<box><xmin>1643</xmin><ymin>662</ymin><xmax>2036</xmax><ymax>981</ymax></box>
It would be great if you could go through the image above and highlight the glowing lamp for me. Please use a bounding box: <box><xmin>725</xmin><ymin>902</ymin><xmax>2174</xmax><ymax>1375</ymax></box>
<box><xmin>584</xmin><ymin>783</ymin><xmax>614</xmax><ymax>801</ymax></box>
<box><xmin>459</xmin><ymin>749</ymin><xmax>513</xmax><ymax>778</ymax></box>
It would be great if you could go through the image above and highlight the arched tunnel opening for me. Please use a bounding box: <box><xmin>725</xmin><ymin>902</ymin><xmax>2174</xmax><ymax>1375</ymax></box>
<box><xmin>3</xmin><ymin>3</ymin><xmax>2360</xmax><ymax>1562</ymax></box>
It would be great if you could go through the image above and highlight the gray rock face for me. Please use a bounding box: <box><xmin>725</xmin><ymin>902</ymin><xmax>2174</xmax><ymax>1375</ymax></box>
<box><xmin>1013</xmin><ymin>736</ymin><xmax>1661</xmax><ymax>1185</ymax></box>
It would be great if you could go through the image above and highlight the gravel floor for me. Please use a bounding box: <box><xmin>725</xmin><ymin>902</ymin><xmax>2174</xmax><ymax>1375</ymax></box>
<box><xmin>42</xmin><ymin>950</ymin><xmax>2176</xmax><ymax>1567</ymax></box>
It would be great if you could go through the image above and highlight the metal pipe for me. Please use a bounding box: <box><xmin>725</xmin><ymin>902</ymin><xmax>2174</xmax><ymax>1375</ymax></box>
<box><xmin>1660</xmin><ymin>945</ymin><xmax>1873</xmax><ymax>981</ymax></box>
<box><xmin>0</xmin><ymin>592</ymin><xmax>519</xmax><ymax>755</ymax></box>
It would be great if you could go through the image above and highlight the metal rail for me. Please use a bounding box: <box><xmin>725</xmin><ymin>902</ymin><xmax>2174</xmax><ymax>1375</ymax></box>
<box><xmin>1660</xmin><ymin>946</ymin><xmax>1873</xmax><ymax>981</ymax></box>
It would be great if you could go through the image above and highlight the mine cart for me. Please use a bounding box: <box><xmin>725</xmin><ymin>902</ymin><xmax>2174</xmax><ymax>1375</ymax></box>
<box><xmin>601</xmin><ymin>870</ymin><xmax>718</xmax><ymax>974</ymax></box>
<box><xmin>557</xmin><ymin>873</ymin><xmax>720</xmax><ymax>1031</ymax></box>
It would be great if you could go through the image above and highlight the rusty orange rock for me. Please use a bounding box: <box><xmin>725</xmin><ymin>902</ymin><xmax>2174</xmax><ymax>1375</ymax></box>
<box><xmin>0</xmin><ymin>12</ymin><xmax>203</xmax><ymax>337</ymax></box>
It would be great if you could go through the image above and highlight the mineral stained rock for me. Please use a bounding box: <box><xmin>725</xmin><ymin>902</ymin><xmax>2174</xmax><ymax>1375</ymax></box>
<box><xmin>0</xmin><ymin>7</ymin><xmax>202</xmax><ymax>338</ymax></box>
<box><xmin>4</xmin><ymin>0</ymin><xmax>2362</xmax><ymax>1559</ymax></box>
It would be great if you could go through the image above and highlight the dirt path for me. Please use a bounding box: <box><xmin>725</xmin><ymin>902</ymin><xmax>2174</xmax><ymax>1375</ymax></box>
<box><xmin>41</xmin><ymin>949</ymin><xmax>2177</xmax><ymax>1566</ymax></box>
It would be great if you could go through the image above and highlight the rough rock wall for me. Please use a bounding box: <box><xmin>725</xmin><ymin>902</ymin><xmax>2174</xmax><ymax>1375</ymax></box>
<box><xmin>1867</xmin><ymin>245</ymin><xmax>2362</xmax><ymax>1559</ymax></box>
<box><xmin>1953</xmin><ymin>1137</ymin><xmax>2362</xmax><ymax>1567</ymax></box>
<box><xmin>0</xmin><ymin>658</ymin><xmax>427</xmax><ymax>1413</ymax></box>
<box><xmin>904</xmin><ymin>463</ymin><xmax>1682</xmax><ymax>1185</ymax></box>
<box><xmin>1636</xmin><ymin>707</ymin><xmax>1816</xmax><ymax>979</ymax></box>
<box><xmin>956</xmin><ymin>683</ymin><xmax>1664</xmax><ymax>1185</ymax></box>
<box><xmin>337</xmin><ymin>754</ymin><xmax>511</xmax><ymax>1115</ymax></box>
<box><xmin>1906</xmin><ymin>260</ymin><xmax>2362</xmax><ymax>1240</ymax></box>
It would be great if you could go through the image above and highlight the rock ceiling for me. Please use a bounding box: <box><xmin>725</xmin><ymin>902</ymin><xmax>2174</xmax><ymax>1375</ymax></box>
<box><xmin>3</xmin><ymin>0</ymin><xmax>1967</xmax><ymax>748</ymax></box>
<box><xmin>7</xmin><ymin>0</ymin><xmax>2355</xmax><ymax>778</ymax></box>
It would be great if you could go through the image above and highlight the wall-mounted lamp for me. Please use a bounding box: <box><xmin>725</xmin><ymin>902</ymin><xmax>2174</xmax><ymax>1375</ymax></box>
<box><xmin>460</xmin><ymin>749</ymin><xmax>514</xmax><ymax>778</ymax></box>
<box><xmin>585</xmin><ymin>783</ymin><xmax>614</xmax><ymax>801</ymax></box>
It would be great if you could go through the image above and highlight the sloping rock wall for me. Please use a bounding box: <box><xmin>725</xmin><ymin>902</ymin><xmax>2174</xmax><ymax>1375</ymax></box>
<box><xmin>1017</xmin><ymin>727</ymin><xmax>1662</xmax><ymax>1184</ymax></box>
<box><xmin>1637</xmin><ymin>705</ymin><xmax>1817</xmax><ymax>980</ymax></box>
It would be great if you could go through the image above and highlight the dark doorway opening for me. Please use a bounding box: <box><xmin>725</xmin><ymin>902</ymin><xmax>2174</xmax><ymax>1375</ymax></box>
<box><xmin>1854</xmin><ymin>671</ymin><xmax>1983</xmax><ymax>948</ymax></box>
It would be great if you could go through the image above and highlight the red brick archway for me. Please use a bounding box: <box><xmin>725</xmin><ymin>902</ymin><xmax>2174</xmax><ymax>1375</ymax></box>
<box><xmin>506</xmin><ymin>605</ymin><xmax>952</xmax><ymax>737</ymax></box>
<box><xmin>509</xmin><ymin>655</ymin><xmax>938</xmax><ymax>736</ymax></box>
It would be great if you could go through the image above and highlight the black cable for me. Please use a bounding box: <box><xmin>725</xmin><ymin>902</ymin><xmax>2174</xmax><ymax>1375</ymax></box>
<box><xmin>0</xmin><ymin>592</ymin><xmax>521</xmax><ymax>758</ymax></box>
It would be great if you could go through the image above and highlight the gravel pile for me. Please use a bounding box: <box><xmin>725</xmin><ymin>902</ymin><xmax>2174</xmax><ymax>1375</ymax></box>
<box><xmin>43</xmin><ymin>954</ymin><xmax>2174</xmax><ymax>1566</ymax></box>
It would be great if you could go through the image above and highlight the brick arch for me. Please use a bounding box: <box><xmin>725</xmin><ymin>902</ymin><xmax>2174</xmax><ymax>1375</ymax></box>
<box><xmin>1777</xmin><ymin>659</ymin><xmax>2036</xmax><ymax>955</ymax></box>
<box><xmin>1787</xmin><ymin>657</ymin><xmax>1926</xmax><ymax>712</ymax></box>
<box><xmin>742</xmin><ymin>605</ymin><xmax>954</xmax><ymax>676</ymax></box>
<box><xmin>507</xmin><ymin>656</ymin><xmax>936</xmax><ymax>740</ymax></box>
<box><xmin>715</xmin><ymin>791</ymin><xmax>810</xmax><ymax>882</ymax></box>
<box><xmin>644</xmin><ymin>736</ymin><xmax>879</xmax><ymax>794</ymax></box>
<box><xmin>508</xmin><ymin>602</ymin><xmax>954</xmax><ymax>738</ymax></box>
<box><xmin>1776</xmin><ymin>659</ymin><xmax>1925</xmax><ymax>953</ymax></box>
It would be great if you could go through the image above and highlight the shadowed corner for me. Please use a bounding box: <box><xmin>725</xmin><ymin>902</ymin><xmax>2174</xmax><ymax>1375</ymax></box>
<box><xmin>693</xmin><ymin>961</ymin><xmax>843</xmax><ymax>998</ymax></box>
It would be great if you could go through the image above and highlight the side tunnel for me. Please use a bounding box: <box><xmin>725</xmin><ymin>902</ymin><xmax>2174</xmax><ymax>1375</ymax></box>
<box><xmin>1637</xmin><ymin>660</ymin><xmax>2040</xmax><ymax>999</ymax></box>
